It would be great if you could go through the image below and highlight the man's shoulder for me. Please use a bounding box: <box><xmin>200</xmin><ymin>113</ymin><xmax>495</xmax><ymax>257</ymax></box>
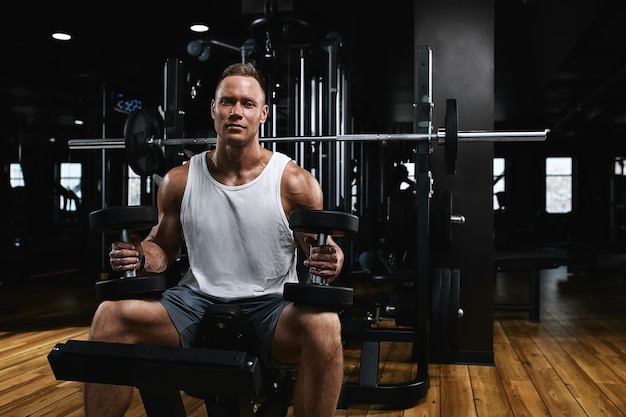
<box><xmin>282</xmin><ymin>159</ymin><xmax>320</xmax><ymax>195</ymax></box>
<box><xmin>270</xmin><ymin>150</ymin><xmax>293</xmax><ymax>164</ymax></box>
<box><xmin>162</xmin><ymin>162</ymin><xmax>191</xmax><ymax>191</ymax></box>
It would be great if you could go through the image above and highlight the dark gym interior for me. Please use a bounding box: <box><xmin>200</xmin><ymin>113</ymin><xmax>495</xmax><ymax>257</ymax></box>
<box><xmin>2</xmin><ymin>0</ymin><xmax>626</xmax><ymax>413</ymax></box>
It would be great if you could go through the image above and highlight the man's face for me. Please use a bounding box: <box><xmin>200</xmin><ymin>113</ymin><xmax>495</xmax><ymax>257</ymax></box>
<box><xmin>211</xmin><ymin>75</ymin><xmax>268</xmax><ymax>144</ymax></box>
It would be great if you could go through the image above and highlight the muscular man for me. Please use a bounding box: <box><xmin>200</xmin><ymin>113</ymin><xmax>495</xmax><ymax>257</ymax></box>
<box><xmin>84</xmin><ymin>62</ymin><xmax>346</xmax><ymax>417</ymax></box>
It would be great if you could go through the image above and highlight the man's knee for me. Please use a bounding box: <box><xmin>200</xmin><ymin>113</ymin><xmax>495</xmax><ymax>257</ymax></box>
<box><xmin>274</xmin><ymin>306</ymin><xmax>342</xmax><ymax>360</ymax></box>
<box><xmin>300</xmin><ymin>309</ymin><xmax>343</xmax><ymax>349</ymax></box>
<box><xmin>89</xmin><ymin>300</ymin><xmax>136</xmax><ymax>343</ymax></box>
<box><xmin>318</xmin><ymin>311</ymin><xmax>342</xmax><ymax>336</ymax></box>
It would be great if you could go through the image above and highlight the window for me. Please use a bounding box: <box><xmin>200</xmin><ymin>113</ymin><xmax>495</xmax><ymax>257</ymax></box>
<box><xmin>59</xmin><ymin>162</ymin><xmax>82</xmax><ymax>211</ymax></box>
<box><xmin>127</xmin><ymin>167</ymin><xmax>154</xmax><ymax>205</ymax></box>
<box><xmin>128</xmin><ymin>167</ymin><xmax>142</xmax><ymax>206</ymax></box>
<box><xmin>9</xmin><ymin>163</ymin><xmax>25</xmax><ymax>187</ymax></box>
<box><xmin>545</xmin><ymin>157</ymin><xmax>572</xmax><ymax>214</ymax></box>
<box><xmin>613</xmin><ymin>157</ymin><xmax>626</xmax><ymax>245</ymax></box>
<box><xmin>493</xmin><ymin>157</ymin><xmax>505</xmax><ymax>210</ymax></box>
<box><xmin>615</xmin><ymin>157</ymin><xmax>625</xmax><ymax>176</ymax></box>
<box><xmin>400</xmin><ymin>162</ymin><xmax>416</xmax><ymax>191</ymax></box>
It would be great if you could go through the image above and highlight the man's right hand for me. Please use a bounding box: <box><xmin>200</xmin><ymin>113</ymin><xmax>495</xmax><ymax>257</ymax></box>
<box><xmin>109</xmin><ymin>233</ymin><xmax>143</xmax><ymax>273</ymax></box>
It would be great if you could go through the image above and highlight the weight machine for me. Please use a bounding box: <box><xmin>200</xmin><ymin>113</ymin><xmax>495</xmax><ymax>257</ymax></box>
<box><xmin>52</xmin><ymin>2</ymin><xmax>548</xmax><ymax>411</ymax></box>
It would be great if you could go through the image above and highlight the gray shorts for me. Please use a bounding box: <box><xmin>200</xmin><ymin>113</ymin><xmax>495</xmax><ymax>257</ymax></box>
<box><xmin>158</xmin><ymin>285</ymin><xmax>290</xmax><ymax>367</ymax></box>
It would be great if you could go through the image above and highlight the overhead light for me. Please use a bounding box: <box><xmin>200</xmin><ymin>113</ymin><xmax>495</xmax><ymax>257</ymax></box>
<box><xmin>52</xmin><ymin>32</ymin><xmax>72</xmax><ymax>41</ymax></box>
<box><xmin>190</xmin><ymin>24</ymin><xmax>209</xmax><ymax>33</ymax></box>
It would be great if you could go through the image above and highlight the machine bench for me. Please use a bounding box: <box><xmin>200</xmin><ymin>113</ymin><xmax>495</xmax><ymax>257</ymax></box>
<box><xmin>48</xmin><ymin>339</ymin><xmax>262</xmax><ymax>417</ymax></box>
<box><xmin>494</xmin><ymin>249</ymin><xmax>568</xmax><ymax>322</ymax></box>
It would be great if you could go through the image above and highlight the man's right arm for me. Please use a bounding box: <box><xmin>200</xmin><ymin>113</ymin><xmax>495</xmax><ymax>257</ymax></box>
<box><xmin>141</xmin><ymin>164</ymin><xmax>188</xmax><ymax>273</ymax></box>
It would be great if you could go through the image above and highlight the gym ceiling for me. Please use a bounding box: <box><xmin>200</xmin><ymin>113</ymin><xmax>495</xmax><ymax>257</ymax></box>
<box><xmin>2</xmin><ymin>0</ymin><xmax>626</xmax><ymax>151</ymax></box>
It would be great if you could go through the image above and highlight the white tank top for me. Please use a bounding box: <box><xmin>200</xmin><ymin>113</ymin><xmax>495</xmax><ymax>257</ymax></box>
<box><xmin>178</xmin><ymin>150</ymin><xmax>299</xmax><ymax>300</ymax></box>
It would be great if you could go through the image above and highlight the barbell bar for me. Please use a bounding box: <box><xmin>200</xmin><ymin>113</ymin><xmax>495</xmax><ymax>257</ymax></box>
<box><xmin>68</xmin><ymin>128</ymin><xmax>547</xmax><ymax>177</ymax></box>
<box><xmin>68</xmin><ymin>129</ymin><xmax>548</xmax><ymax>150</ymax></box>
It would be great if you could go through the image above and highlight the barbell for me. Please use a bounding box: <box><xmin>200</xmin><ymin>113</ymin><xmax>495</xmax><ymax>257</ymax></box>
<box><xmin>68</xmin><ymin>99</ymin><xmax>549</xmax><ymax>176</ymax></box>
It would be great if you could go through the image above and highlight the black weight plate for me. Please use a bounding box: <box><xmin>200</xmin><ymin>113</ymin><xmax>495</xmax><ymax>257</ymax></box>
<box><xmin>289</xmin><ymin>210</ymin><xmax>359</xmax><ymax>236</ymax></box>
<box><xmin>440</xmin><ymin>268</ymin><xmax>452</xmax><ymax>359</ymax></box>
<box><xmin>283</xmin><ymin>283</ymin><xmax>353</xmax><ymax>309</ymax></box>
<box><xmin>442</xmin><ymin>189</ymin><xmax>452</xmax><ymax>250</ymax></box>
<box><xmin>124</xmin><ymin>108</ymin><xmax>165</xmax><ymax>177</ymax></box>
<box><xmin>449</xmin><ymin>269</ymin><xmax>460</xmax><ymax>355</ymax></box>
<box><xmin>430</xmin><ymin>268</ymin><xmax>442</xmax><ymax>360</ymax></box>
<box><xmin>444</xmin><ymin>98</ymin><xmax>458</xmax><ymax>175</ymax></box>
<box><xmin>89</xmin><ymin>206</ymin><xmax>158</xmax><ymax>234</ymax></box>
<box><xmin>95</xmin><ymin>275</ymin><xmax>167</xmax><ymax>301</ymax></box>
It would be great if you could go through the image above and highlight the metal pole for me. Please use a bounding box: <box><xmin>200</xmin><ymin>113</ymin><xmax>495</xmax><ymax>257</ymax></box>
<box><xmin>414</xmin><ymin>44</ymin><xmax>432</xmax><ymax>389</ymax></box>
<box><xmin>100</xmin><ymin>83</ymin><xmax>108</xmax><ymax>275</ymax></box>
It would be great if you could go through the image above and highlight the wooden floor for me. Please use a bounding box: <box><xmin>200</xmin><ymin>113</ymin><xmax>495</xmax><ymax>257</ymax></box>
<box><xmin>1</xmin><ymin>266</ymin><xmax>625</xmax><ymax>416</ymax></box>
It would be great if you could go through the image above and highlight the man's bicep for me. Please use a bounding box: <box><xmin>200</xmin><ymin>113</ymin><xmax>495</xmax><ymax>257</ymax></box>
<box><xmin>284</xmin><ymin>164</ymin><xmax>324</xmax><ymax>210</ymax></box>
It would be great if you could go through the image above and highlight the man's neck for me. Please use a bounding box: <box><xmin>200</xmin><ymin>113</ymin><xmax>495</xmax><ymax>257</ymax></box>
<box><xmin>206</xmin><ymin>143</ymin><xmax>270</xmax><ymax>186</ymax></box>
